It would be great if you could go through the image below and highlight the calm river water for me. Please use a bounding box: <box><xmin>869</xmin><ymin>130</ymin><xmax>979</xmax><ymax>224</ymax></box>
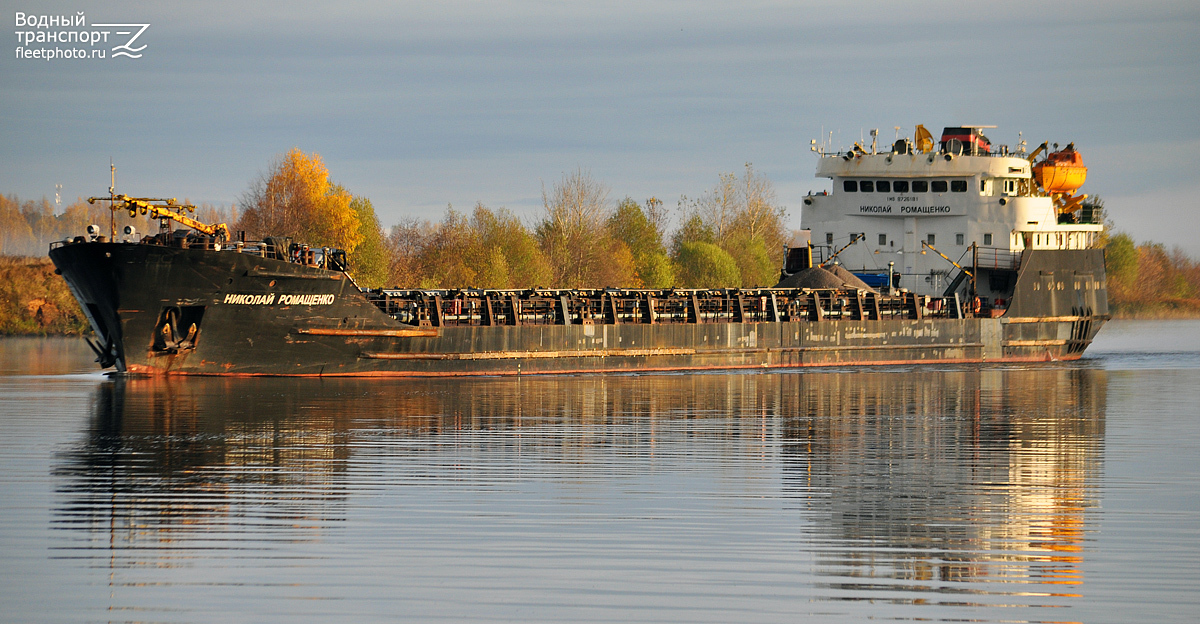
<box><xmin>1</xmin><ymin>320</ymin><xmax>1198</xmax><ymax>623</ymax></box>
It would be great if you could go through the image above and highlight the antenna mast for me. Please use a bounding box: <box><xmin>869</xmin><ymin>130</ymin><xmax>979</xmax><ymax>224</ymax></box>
<box><xmin>109</xmin><ymin>161</ymin><xmax>116</xmax><ymax>238</ymax></box>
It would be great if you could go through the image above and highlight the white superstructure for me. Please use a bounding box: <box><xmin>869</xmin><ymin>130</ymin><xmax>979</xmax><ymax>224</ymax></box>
<box><xmin>800</xmin><ymin>126</ymin><xmax>1103</xmax><ymax>297</ymax></box>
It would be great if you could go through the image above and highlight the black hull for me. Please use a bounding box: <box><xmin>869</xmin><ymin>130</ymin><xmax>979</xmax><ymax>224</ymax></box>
<box><xmin>48</xmin><ymin>242</ymin><xmax>1109</xmax><ymax>376</ymax></box>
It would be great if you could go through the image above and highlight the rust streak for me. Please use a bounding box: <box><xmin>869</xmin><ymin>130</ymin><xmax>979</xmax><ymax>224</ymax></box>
<box><xmin>361</xmin><ymin>342</ymin><xmax>983</xmax><ymax>360</ymax></box>
<box><xmin>791</xmin><ymin>342</ymin><xmax>984</xmax><ymax>352</ymax></box>
<box><xmin>1003</xmin><ymin>339</ymin><xmax>1071</xmax><ymax>347</ymax></box>
<box><xmin>248</xmin><ymin>270</ymin><xmax>341</xmax><ymax>280</ymax></box>
<box><xmin>1003</xmin><ymin>315</ymin><xmax>1111</xmax><ymax>323</ymax></box>
<box><xmin>298</xmin><ymin>327</ymin><xmax>440</xmax><ymax>338</ymax></box>
<box><xmin>362</xmin><ymin>347</ymin><xmax>696</xmax><ymax>361</ymax></box>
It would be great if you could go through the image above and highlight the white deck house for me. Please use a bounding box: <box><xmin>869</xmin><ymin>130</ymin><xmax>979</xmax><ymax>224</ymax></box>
<box><xmin>800</xmin><ymin>126</ymin><xmax>1102</xmax><ymax>297</ymax></box>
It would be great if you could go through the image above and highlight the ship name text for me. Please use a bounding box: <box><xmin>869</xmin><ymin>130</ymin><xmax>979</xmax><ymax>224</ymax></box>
<box><xmin>222</xmin><ymin>293</ymin><xmax>336</xmax><ymax>306</ymax></box>
<box><xmin>857</xmin><ymin>205</ymin><xmax>953</xmax><ymax>215</ymax></box>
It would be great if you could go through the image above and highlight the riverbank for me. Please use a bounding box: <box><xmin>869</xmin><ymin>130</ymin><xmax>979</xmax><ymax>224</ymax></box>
<box><xmin>0</xmin><ymin>257</ymin><xmax>90</xmax><ymax>335</ymax></box>
<box><xmin>1109</xmin><ymin>301</ymin><xmax>1200</xmax><ymax>319</ymax></box>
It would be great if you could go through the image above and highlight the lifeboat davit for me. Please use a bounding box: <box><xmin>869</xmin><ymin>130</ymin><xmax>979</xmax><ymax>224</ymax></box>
<box><xmin>1033</xmin><ymin>145</ymin><xmax>1087</xmax><ymax>193</ymax></box>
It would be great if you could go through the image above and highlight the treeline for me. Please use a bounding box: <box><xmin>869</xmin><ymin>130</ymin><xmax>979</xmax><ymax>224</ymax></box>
<box><xmin>1</xmin><ymin>193</ymin><xmax>234</xmax><ymax>257</ymax></box>
<box><xmin>385</xmin><ymin>167</ymin><xmax>788</xmax><ymax>290</ymax></box>
<box><xmin>234</xmin><ymin>149</ymin><xmax>790</xmax><ymax>290</ymax></box>
<box><xmin>0</xmin><ymin>149</ymin><xmax>791</xmax><ymax>335</ymax></box>
<box><xmin>2</xmin><ymin>149</ymin><xmax>790</xmax><ymax>291</ymax></box>
<box><xmin>6</xmin><ymin>147</ymin><xmax>1199</xmax><ymax>336</ymax></box>
<box><xmin>1105</xmin><ymin>232</ymin><xmax>1200</xmax><ymax>317</ymax></box>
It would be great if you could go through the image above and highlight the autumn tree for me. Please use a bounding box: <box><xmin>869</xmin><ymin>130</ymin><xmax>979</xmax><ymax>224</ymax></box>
<box><xmin>406</xmin><ymin>208</ymin><xmax>477</xmax><ymax>288</ymax></box>
<box><xmin>0</xmin><ymin>195</ymin><xmax>35</xmax><ymax>256</ymax></box>
<box><xmin>194</xmin><ymin>202</ymin><xmax>237</xmax><ymax>231</ymax></box>
<box><xmin>468</xmin><ymin>204</ymin><xmax>553</xmax><ymax>288</ymax></box>
<box><xmin>1105</xmin><ymin>232</ymin><xmax>1138</xmax><ymax>302</ymax></box>
<box><xmin>347</xmin><ymin>195</ymin><xmax>390</xmax><ymax>288</ymax></box>
<box><xmin>536</xmin><ymin>169</ymin><xmax>635</xmax><ymax>287</ymax></box>
<box><xmin>731</xmin><ymin>164</ymin><xmax>786</xmax><ymax>249</ymax></box>
<box><xmin>237</xmin><ymin>148</ymin><xmax>362</xmax><ymax>253</ymax></box>
<box><xmin>688</xmin><ymin>171</ymin><xmax>740</xmax><ymax>244</ymax></box>
<box><xmin>675</xmin><ymin>241</ymin><xmax>741</xmax><ymax>288</ymax></box>
<box><xmin>0</xmin><ymin>194</ymin><xmax>165</xmax><ymax>256</ymax></box>
<box><xmin>386</xmin><ymin>217</ymin><xmax>434</xmax><ymax>288</ymax></box>
<box><xmin>607</xmin><ymin>197</ymin><xmax>676</xmax><ymax>288</ymax></box>
<box><xmin>671</xmin><ymin>213</ymin><xmax>715</xmax><ymax>253</ymax></box>
<box><xmin>1103</xmin><ymin>230</ymin><xmax>1200</xmax><ymax>315</ymax></box>
<box><xmin>673</xmin><ymin>164</ymin><xmax>788</xmax><ymax>287</ymax></box>
<box><xmin>20</xmin><ymin>198</ymin><xmax>57</xmax><ymax>247</ymax></box>
<box><xmin>384</xmin><ymin>204</ymin><xmax>552</xmax><ymax>289</ymax></box>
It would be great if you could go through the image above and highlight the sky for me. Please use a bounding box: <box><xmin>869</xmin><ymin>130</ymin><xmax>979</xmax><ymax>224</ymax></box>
<box><xmin>3</xmin><ymin>1</ymin><xmax>1199</xmax><ymax>255</ymax></box>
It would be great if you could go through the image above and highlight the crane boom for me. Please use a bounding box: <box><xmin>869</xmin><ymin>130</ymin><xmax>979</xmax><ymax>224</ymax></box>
<box><xmin>819</xmin><ymin>234</ymin><xmax>861</xmax><ymax>268</ymax></box>
<box><xmin>88</xmin><ymin>194</ymin><xmax>230</xmax><ymax>240</ymax></box>
<box><xmin>921</xmin><ymin>240</ymin><xmax>974</xmax><ymax>281</ymax></box>
<box><xmin>1026</xmin><ymin>141</ymin><xmax>1048</xmax><ymax>164</ymax></box>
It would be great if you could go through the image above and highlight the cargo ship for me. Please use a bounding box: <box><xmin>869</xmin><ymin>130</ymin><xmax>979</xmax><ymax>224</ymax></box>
<box><xmin>49</xmin><ymin>125</ymin><xmax>1108</xmax><ymax>376</ymax></box>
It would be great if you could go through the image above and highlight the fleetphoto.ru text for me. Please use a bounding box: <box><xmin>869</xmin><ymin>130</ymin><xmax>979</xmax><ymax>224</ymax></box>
<box><xmin>14</xmin><ymin>11</ymin><xmax>148</xmax><ymax>60</ymax></box>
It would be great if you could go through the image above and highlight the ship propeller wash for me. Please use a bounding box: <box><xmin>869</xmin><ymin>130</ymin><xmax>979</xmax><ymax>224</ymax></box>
<box><xmin>51</xmin><ymin>125</ymin><xmax>1108</xmax><ymax>376</ymax></box>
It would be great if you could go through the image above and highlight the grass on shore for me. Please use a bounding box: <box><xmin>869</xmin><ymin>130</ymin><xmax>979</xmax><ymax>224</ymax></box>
<box><xmin>0</xmin><ymin>257</ymin><xmax>90</xmax><ymax>335</ymax></box>
<box><xmin>1109</xmin><ymin>300</ymin><xmax>1200</xmax><ymax>319</ymax></box>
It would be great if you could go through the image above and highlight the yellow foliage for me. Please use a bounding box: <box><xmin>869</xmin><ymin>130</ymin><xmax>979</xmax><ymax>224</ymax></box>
<box><xmin>386</xmin><ymin>204</ymin><xmax>552</xmax><ymax>289</ymax></box>
<box><xmin>346</xmin><ymin>196</ymin><xmax>390</xmax><ymax>288</ymax></box>
<box><xmin>238</xmin><ymin>148</ymin><xmax>363</xmax><ymax>253</ymax></box>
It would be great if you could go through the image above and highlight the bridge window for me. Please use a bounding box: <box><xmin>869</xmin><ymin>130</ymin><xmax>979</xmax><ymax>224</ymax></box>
<box><xmin>927</xmin><ymin>233</ymin><xmax>936</xmax><ymax>245</ymax></box>
<box><xmin>1003</xmin><ymin>179</ymin><xmax>1017</xmax><ymax>195</ymax></box>
<box><xmin>861</xmin><ymin>180</ymin><xmax>875</xmax><ymax>192</ymax></box>
<box><xmin>876</xmin><ymin>180</ymin><xmax>890</xmax><ymax>193</ymax></box>
<box><xmin>912</xmin><ymin>180</ymin><xmax>928</xmax><ymax>192</ymax></box>
<box><xmin>878</xmin><ymin>233</ymin><xmax>887</xmax><ymax>246</ymax></box>
<box><xmin>956</xmin><ymin>233</ymin><xmax>964</xmax><ymax>245</ymax></box>
<box><xmin>893</xmin><ymin>180</ymin><xmax>909</xmax><ymax>193</ymax></box>
<box><xmin>950</xmin><ymin>180</ymin><xmax>968</xmax><ymax>192</ymax></box>
<box><xmin>931</xmin><ymin>180</ymin><xmax>948</xmax><ymax>193</ymax></box>
<box><xmin>843</xmin><ymin>180</ymin><xmax>858</xmax><ymax>192</ymax></box>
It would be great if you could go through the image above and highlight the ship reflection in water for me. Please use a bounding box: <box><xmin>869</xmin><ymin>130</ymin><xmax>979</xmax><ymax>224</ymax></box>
<box><xmin>785</xmin><ymin>369</ymin><xmax>1103</xmax><ymax>606</ymax></box>
<box><xmin>54</xmin><ymin>366</ymin><xmax>1104</xmax><ymax>621</ymax></box>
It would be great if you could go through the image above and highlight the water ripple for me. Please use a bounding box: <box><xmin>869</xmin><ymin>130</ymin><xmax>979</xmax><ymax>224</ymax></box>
<box><xmin>0</xmin><ymin>334</ymin><xmax>1197</xmax><ymax>622</ymax></box>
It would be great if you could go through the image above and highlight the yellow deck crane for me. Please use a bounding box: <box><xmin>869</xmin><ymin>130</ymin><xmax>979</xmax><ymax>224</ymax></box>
<box><xmin>87</xmin><ymin>194</ymin><xmax>231</xmax><ymax>241</ymax></box>
<box><xmin>819</xmin><ymin>234</ymin><xmax>863</xmax><ymax>268</ymax></box>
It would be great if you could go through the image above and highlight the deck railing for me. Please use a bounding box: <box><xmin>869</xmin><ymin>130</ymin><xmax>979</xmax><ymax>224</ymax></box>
<box><xmin>51</xmin><ymin>235</ymin><xmax>349</xmax><ymax>270</ymax></box>
<box><xmin>973</xmin><ymin>246</ymin><xmax>1020</xmax><ymax>271</ymax></box>
<box><xmin>365</xmin><ymin>287</ymin><xmax>964</xmax><ymax>328</ymax></box>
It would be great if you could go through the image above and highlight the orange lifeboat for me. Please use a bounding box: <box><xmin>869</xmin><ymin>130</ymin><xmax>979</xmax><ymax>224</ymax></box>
<box><xmin>1033</xmin><ymin>144</ymin><xmax>1087</xmax><ymax>193</ymax></box>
